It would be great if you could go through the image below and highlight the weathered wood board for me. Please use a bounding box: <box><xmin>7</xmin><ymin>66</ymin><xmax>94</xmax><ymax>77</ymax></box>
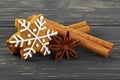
<box><xmin>0</xmin><ymin>0</ymin><xmax>120</xmax><ymax>79</ymax></box>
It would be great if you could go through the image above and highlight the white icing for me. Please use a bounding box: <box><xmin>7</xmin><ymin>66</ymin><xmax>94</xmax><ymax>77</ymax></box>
<box><xmin>27</xmin><ymin>34</ymin><xmax>31</xmax><ymax>37</ymax></box>
<box><xmin>33</xmin><ymin>28</ymin><xmax>37</xmax><ymax>32</ymax></box>
<box><xmin>18</xmin><ymin>20</ymin><xmax>31</xmax><ymax>32</ymax></box>
<box><xmin>42</xmin><ymin>39</ymin><xmax>45</xmax><ymax>42</ymax></box>
<box><xmin>10</xmin><ymin>15</ymin><xmax>58</xmax><ymax>59</ymax></box>
<box><xmin>27</xmin><ymin>40</ymin><xmax>31</xmax><ymax>45</ymax></box>
<box><xmin>36</xmin><ymin>44</ymin><xmax>39</xmax><ymax>47</ymax></box>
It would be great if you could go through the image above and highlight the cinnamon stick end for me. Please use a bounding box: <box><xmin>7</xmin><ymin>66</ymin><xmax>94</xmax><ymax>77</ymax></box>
<box><xmin>104</xmin><ymin>44</ymin><xmax>114</xmax><ymax>58</ymax></box>
<box><xmin>6</xmin><ymin>40</ymin><xmax>19</xmax><ymax>55</ymax></box>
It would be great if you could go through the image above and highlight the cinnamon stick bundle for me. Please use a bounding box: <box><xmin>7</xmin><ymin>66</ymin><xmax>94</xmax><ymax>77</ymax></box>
<box><xmin>44</xmin><ymin>18</ymin><xmax>113</xmax><ymax>57</ymax></box>
<box><xmin>7</xmin><ymin>14</ymin><xmax>113</xmax><ymax>58</ymax></box>
<box><xmin>6</xmin><ymin>20</ymin><xmax>90</xmax><ymax>55</ymax></box>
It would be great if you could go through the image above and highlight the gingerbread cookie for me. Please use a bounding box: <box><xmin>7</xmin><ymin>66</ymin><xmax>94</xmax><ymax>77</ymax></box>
<box><xmin>6</xmin><ymin>14</ymin><xmax>58</xmax><ymax>59</ymax></box>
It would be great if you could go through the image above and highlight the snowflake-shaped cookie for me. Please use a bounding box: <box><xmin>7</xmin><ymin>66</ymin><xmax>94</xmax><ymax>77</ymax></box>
<box><xmin>8</xmin><ymin>14</ymin><xmax>58</xmax><ymax>59</ymax></box>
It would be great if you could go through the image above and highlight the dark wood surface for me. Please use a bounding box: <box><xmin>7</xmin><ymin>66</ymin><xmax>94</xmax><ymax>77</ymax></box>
<box><xmin>0</xmin><ymin>0</ymin><xmax>120</xmax><ymax>80</ymax></box>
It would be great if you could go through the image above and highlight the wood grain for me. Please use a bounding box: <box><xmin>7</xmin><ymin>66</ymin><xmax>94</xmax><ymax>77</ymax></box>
<box><xmin>0</xmin><ymin>0</ymin><xmax>120</xmax><ymax>79</ymax></box>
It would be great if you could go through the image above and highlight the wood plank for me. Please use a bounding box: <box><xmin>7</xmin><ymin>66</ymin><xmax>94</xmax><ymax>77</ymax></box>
<box><xmin>0</xmin><ymin>26</ymin><xmax>120</xmax><ymax>79</ymax></box>
<box><xmin>0</xmin><ymin>0</ymin><xmax>120</xmax><ymax>79</ymax></box>
<box><xmin>0</xmin><ymin>0</ymin><xmax>120</xmax><ymax>26</ymax></box>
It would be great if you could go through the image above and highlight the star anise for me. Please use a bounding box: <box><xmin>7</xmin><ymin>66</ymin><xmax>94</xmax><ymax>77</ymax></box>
<box><xmin>49</xmin><ymin>31</ymin><xmax>80</xmax><ymax>61</ymax></box>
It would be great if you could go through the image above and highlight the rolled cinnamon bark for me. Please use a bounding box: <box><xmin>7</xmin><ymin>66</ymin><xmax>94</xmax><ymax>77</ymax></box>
<box><xmin>6</xmin><ymin>21</ymin><xmax>90</xmax><ymax>55</ymax></box>
<box><xmin>45</xmin><ymin>18</ymin><xmax>114</xmax><ymax>57</ymax></box>
<box><xmin>6</xmin><ymin>32</ymin><xmax>20</xmax><ymax>54</ymax></box>
<box><xmin>68</xmin><ymin>21</ymin><xmax>90</xmax><ymax>33</ymax></box>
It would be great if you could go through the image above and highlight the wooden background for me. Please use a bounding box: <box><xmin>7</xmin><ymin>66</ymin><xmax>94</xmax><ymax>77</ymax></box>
<box><xmin>0</xmin><ymin>0</ymin><xmax>120</xmax><ymax>80</ymax></box>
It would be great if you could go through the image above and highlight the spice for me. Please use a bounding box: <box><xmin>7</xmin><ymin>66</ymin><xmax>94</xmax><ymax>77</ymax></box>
<box><xmin>49</xmin><ymin>31</ymin><xmax>79</xmax><ymax>61</ymax></box>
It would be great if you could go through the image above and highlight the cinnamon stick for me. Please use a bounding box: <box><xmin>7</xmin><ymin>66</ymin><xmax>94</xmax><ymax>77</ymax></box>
<box><xmin>68</xmin><ymin>21</ymin><xmax>90</xmax><ymax>33</ymax></box>
<box><xmin>45</xmin><ymin>18</ymin><xmax>114</xmax><ymax>57</ymax></box>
